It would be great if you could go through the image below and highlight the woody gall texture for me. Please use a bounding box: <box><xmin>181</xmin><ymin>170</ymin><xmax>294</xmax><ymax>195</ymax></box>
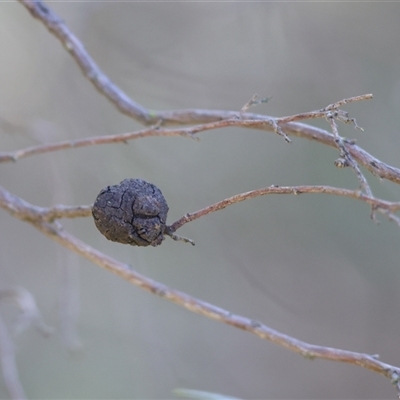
<box><xmin>92</xmin><ymin>179</ymin><xmax>169</xmax><ymax>247</ymax></box>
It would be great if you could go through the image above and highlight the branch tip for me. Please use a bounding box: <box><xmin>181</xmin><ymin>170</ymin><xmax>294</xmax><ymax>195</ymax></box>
<box><xmin>241</xmin><ymin>94</ymin><xmax>272</xmax><ymax>113</ymax></box>
<box><xmin>271</xmin><ymin>120</ymin><xmax>291</xmax><ymax>143</ymax></box>
<box><xmin>165</xmin><ymin>228</ymin><xmax>195</xmax><ymax>246</ymax></box>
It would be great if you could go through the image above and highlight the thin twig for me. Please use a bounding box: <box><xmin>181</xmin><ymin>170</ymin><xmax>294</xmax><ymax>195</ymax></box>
<box><xmin>10</xmin><ymin>2</ymin><xmax>400</xmax><ymax>189</ymax></box>
<box><xmin>327</xmin><ymin>114</ymin><xmax>372</xmax><ymax>197</ymax></box>
<box><xmin>323</xmin><ymin>105</ymin><xmax>375</xmax><ymax>219</ymax></box>
<box><xmin>0</xmin><ymin>119</ymin><xmax>273</xmax><ymax>163</ymax></box>
<box><xmin>167</xmin><ymin>185</ymin><xmax>400</xmax><ymax>233</ymax></box>
<box><xmin>33</xmin><ymin>225</ymin><xmax>400</xmax><ymax>393</ymax></box>
<box><xmin>18</xmin><ymin>0</ymin><xmax>395</xmax><ymax>196</ymax></box>
<box><xmin>0</xmin><ymin>188</ymin><xmax>91</xmax><ymax>222</ymax></box>
<box><xmin>0</xmin><ymin>184</ymin><xmax>400</xmax><ymax>396</ymax></box>
<box><xmin>2</xmin><ymin>184</ymin><xmax>400</xmax><ymax>229</ymax></box>
<box><xmin>42</xmin><ymin>205</ymin><xmax>92</xmax><ymax>221</ymax></box>
<box><xmin>279</xmin><ymin>121</ymin><xmax>400</xmax><ymax>188</ymax></box>
<box><xmin>19</xmin><ymin>0</ymin><xmax>150</xmax><ymax>124</ymax></box>
<box><xmin>3</xmin><ymin>116</ymin><xmax>400</xmax><ymax>189</ymax></box>
<box><xmin>275</xmin><ymin>94</ymin><xmax>373</xmax><ymax>125</ymax></box>
<box><xmin>241</xmin><ymin>94</ymin><xmax>272</xmax><ymax>113</ymax></box>
<box><xmin>164</xmin><ymin>228</ymin><xmax>195</xmax><ymax>246</ymax></box>
<box><xmin>21</xmin><ymin>0</ymin><xmax>373</xmax><ymax>136</ymax></box>
<box><xmin>324</xmin><ymin>94</ymin><xmax>373</xmax><ymax>110</ymax></box>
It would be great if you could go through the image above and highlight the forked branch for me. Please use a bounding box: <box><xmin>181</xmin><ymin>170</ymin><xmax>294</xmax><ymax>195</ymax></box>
<box><xmin>0</xmin><ymin>1</ymin><xmax>398</xmax><ymax>398</ymax></box>
<box><xmin>0</xmin><ymin>185</ymin><xmax>400</xmax><ymax>396</ymax></box>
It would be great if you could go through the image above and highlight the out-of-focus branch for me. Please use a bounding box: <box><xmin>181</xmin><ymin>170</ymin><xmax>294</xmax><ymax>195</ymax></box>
<box><xmin>0</xmin><ymin>287</ymin><xmax>53</xmax><ymax>337</ymax></box>
<box><xmin>0</xmin><ymin>287</ymin><xmax>53</xmax><ymax>400</ymax></box>
<box><xmin>0</xmin><ymin>185</ymin><xmax>400</xmax><ymax>397</ymax></box>
<box><xmin>0</xmin><ymin>316</ymin><xmax>26</xmax><ymax>400</ymax></box>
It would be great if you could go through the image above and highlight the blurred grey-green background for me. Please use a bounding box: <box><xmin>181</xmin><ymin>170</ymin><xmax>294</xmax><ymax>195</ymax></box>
<box><xmin>1</xmin><ymin>2</ymin><xmax>400</xmax><ymax>399</ymax></box>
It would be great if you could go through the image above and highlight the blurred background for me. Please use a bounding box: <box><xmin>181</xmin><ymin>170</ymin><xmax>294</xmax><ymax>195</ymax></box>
<box><xmin>1</xmin><ymin>2</ymin><xmax>400</xmax><ymax>399</ymax></box>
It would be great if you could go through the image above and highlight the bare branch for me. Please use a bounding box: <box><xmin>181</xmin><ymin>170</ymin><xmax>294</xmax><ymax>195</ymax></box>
<box><xmin>0</xmin><ymin>316</ymin><xmax>26</xmax><ymax>400</ymax></box>
<box><xmin>327</xmin><ymin>114</ymin><xmax>372</xmax><ymax>197</ymax></box>
<box><xmin>0</xmin><ymin>286</ymin><xmax>53</xmax><ymax>400</ymax></box>
<box><xmin>18</xmin><ymin>0</ymin><xmax>255</xmax><ymax>128</ymax></box>
<box><xmin>0</xmin><ymin>120</ymin><xmax>255</xmax><ymax>163</ymax></box>
<box><xmin>324</xmin><ymin>94</ymin><xmax>373</xmax><ymax>110</ymax></box>
<box><xmin>2</xmin><ymin>182</ymin><xmax>400</xmax><ymax>234</ymax></box>
<box><xmin>0</xmin><ymin>287</ymin><xmax>53</xmax><ymax>337</ymax></box>
<box><xmin>3</xmin><ymin>115</ymin><xmax>400</xmax><ymax>191</ymax></box>
<box><xmin>167</xmin><ymin>185</ymin><xmax>400</xmax><ymax>233</ymax></box>
<box><xmin>0</xmin><ymin>185</ymin><xmax>399</xmax><ymax>395</ymax></box>
<box><xmin>18</xmin><ymin>0</ymin><xmax>150</xmax><ymax>124</ymax></box>
<box><xmin>164</xmin><ymin>228</ymin><xmax>196</xmax><ymax>246</ymax></box>
<box><xmin>275</xmin><ymin>94</ymin><xmax>372</xmax><ymax>125</ymax></box>
<box><xmin>3</xmin><ymin>183</ymin><xmax>400</xmax><ymax>233</ymax></box>
<box><xmin>0</xmin><ymin>187</ymin><xmax>91</xmax><ymax>223</ymax></box>
<box><xmin>16</xmin><ymin>1</ymin><xmax>370</xmax><ymax>145</ymax></box>
<box><xmin>42</xmin><ymin>205</ymin><xmax>92</xmax><ymax>221</ymax></box>
<box><xmin>9</xmin><ymin>2</ymin><xmax>400</xmax><ymax>397</ymax></box>
<box><xmin>35</xmin><ymin>226</ymin><xmax>400</xmax><ymax>393</ymax></box>
<box><xmin>282</xmin><ymin>121</ymin><xmax>400</xmax><ymax>185</ymax></box>
<box><xmin>10</xmin><ymin>2</ymin><xmax>400</xmax><ymax>192</ymax></box>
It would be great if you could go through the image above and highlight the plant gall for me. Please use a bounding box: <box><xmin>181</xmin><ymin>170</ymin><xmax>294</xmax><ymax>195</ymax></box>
<box><xmin>92</xmin><ymin>179</ymin><xmax>169</xmax><ymax>247</ymax></box>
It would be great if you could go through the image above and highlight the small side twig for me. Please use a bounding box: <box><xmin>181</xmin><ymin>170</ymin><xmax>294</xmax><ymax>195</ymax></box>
<box><xmin>275</xmin><ymin>94</ymin><xmax>373</xmax><ymax>125</ymax></box>
<box><xmin>164</xmin><ymin>227</ymin><xmax>195</xmax><ymax>246</ymax></box>
<box><xmin>323</xmin><ymin>99</ymin><xmax>376</xmax><ymax>219</ymax></box>
<box><xmin>241</xmin><ymin>94</ymin><xmax>272</xmax><ymax>113</ymax></box>
<box><xmin>327</xmin><ymin>113</ymin><xmax>372</xmax><ymax>197</ymax></box>
<box><xmin>323</xmin><ymin>94</ymin><xmax>374</xmax><ymax>110</ymax></box>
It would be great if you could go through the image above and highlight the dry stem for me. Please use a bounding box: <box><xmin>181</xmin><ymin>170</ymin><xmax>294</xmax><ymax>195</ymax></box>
<box><xmin>3</xmin><ymin>116</ymin><xmax>400</xmax><ymax>189</ymax></box>
<box><xmin>1</xmin><ymin>0</ymin><xmax>399</xmax><ymax>398</ymax></box>
<box><xmin>0</xmin><ymin>185</ymin><xmax>400</xmax><ymax>395</ymax></box>
<box><xmin>168</xmin><ymin>185</ymin><xmax>400</xmax><ymax>233</ymax></box>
